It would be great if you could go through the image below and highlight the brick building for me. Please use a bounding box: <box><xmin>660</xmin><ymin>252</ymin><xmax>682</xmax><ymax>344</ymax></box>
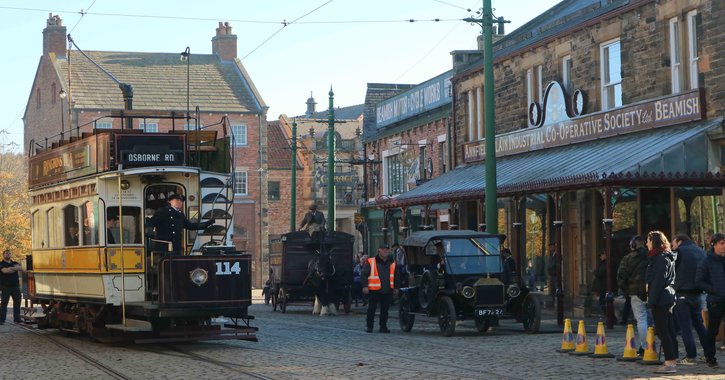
<box><xmin>24</xmin><ymin>14</ymin><xmax>270</xmax><ymax>287</ymax></box>
<box><xmin>373</xmin><ymin>0</ymin><xmax>725</xmax><ymax>320</ymax></box>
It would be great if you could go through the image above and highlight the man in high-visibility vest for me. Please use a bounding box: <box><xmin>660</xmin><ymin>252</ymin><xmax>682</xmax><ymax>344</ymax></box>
<box><xmin>361</xmin><ymin>244</ymin><xmax>400</xmax><ymax>333</ymax></box>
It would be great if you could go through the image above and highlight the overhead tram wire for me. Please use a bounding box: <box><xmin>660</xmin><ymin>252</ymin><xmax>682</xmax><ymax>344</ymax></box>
<box><xmin>68</xmin><ymin>0</ymin><xmax>98</xmax><ymax>34</ymax></box>
<box><xmin>240</xmin><ymin>0</ymin><xmax>334</xmax><ymax>61</ymax></box>
<box><xmin>0</xmin><ymin>6</ymin><xmax>460</xmax><ymax>26</ymax></box>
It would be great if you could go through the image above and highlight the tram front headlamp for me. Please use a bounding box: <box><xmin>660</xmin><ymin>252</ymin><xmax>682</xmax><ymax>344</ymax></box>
<box><xmin>120</xmin><ymin>180</ymin><xmax>130</xmax><ymax>190</ymax></box>
<box><xmin>189</xmin><ymin>268</ymin><xmax>208</xmax><ymax>286</ymax></box>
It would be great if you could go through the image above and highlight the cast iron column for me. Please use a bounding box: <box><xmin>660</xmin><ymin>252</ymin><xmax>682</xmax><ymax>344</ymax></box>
<box><xmin>603</xmin><ymin>187</ymin><xmax>615</xmax><ymax>329</ymax></box>
<box><xmin>553</xmin><ymin>193</ymin><xmax>564</xmax><ymax>326</ymax></box>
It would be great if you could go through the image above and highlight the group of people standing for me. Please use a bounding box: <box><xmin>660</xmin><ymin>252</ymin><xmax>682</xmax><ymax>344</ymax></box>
<box><xmin>616</xmin><ymin>231</ymin><xmax>724</xmax><ymax>374</ymax></box>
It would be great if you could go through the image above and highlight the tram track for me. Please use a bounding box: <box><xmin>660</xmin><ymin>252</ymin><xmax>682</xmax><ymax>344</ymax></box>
<box><xmin>13</xmin><ymin>322</ymin><xmax>132</xmax><ymax>380</ymax></box>
<box><xmin>161</xmin><ymin>344</ymin><xmax>275</xmax><ymax>380</ymax></box>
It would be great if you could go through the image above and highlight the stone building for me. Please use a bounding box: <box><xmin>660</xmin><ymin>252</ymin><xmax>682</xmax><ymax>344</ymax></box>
<box><xmin>24</xmin><ymin>15</ymin><xmax>270</xmax><ymax>287</ymax></box>
<box><xmin>373</xmin><ymin>0</ymin><xmax>725</xmax><ymax>320</ymax></box>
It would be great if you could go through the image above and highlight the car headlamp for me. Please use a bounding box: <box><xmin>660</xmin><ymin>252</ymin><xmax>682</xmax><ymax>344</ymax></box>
<box><xmin>461</xmin><ymin>286</ymin><xmax>476</xmax><ymax>299</ymax></box>
<box><xmin>506</xmin><ymin>284</ymin><xmax>521</xmax><ymax>298</ymax></box>
<box><xmin>190</xmin><ymin>268</ymin><xmax>209</xmax><ymax>286</ymax></box>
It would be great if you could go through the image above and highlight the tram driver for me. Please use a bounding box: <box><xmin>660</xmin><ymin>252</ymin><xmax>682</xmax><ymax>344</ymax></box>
<box><xmin>147</xmin><ymin>194</ymin><xmax>215</xmax><ymax>255</ymax></box>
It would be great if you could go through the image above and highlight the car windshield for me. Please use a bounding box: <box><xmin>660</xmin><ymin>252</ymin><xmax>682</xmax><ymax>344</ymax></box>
<box><xmin>432</xmin><ymin>237</ymin><xmax>502</xmax><ymax>275</ymax></box>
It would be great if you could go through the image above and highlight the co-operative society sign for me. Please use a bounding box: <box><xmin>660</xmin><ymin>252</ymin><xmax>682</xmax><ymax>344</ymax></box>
<box><xmin>375</xmin><ymin>71</ymin><xmax>452</xmax><ymax>128</ymax></box>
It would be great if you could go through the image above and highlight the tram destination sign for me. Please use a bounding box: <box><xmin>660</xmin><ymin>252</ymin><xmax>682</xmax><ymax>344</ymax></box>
<box><xmin>116</xmin><ymin>134</ymin><xmax>186</xmax><ymax>167</ymax></box>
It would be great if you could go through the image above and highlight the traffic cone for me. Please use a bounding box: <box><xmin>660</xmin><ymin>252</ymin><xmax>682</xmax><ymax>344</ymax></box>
<box><xmin>638</xmin><ymin>326</ymin><xmax>662</xmax><ymax>365</ymax></box>
<box><xmin>589</xmin><ymin>321</ymin><xmax>614</xmax><ymax>358</ymax></box>
<box><xmin>557</xmin><ymin>318</ymin><xmax>575</xmax><ymax>353</ymax></box>
<box><xmin>616</xmin><ymin>324</ymin><xmax>640</xmax><ymax>361</ymax></box>
<box><xmin>569</xmin><ymin>320</ymin><xmax>591</xmax><ymax>355</ymax></box>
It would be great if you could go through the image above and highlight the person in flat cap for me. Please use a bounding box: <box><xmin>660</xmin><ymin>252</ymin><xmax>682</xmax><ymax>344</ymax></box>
<box><xmin>147</xmin><ymin>193</ymin><xmax>215</xmax><ymax>255</ymax></box>
<box><xmin>299</xmin><ymin>203</ymin><xmax>326</xmax><ymax>241</ymax></box>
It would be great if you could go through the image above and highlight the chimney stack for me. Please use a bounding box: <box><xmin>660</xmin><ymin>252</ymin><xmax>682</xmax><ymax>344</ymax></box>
<box><xmin>43</xmin><ymin>13</ymin><xmax>67</xmax><ymax>59</ymax></box>
<box><xmin>212</xmin><ymin>22</ymin><xmax>238</xmax><ymax>61</ymax></box>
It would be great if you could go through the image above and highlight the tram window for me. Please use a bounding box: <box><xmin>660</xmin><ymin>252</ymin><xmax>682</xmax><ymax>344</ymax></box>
<box><xmin>106</xmin><ymin>206</ymin><xmax>142</xmax><ymax>244</ymax></box>
<box><xmin>47</xmin><ymin>208</ymin><xmax>61</xmax><ymax>248</ymax></box>
<box><xmin>63</xmin><ymin>205</ymin><xmax>80</xmax><ymax>246</ymax></box>
<box><xmin>32</xmin><ymin>210</ymin><xmax>44</xmax><ymax>249</ymax></box>
<box><xmin>81</xmin><ymin>201</ymin><xmax>99</xmax><ymax>246</ymax></box>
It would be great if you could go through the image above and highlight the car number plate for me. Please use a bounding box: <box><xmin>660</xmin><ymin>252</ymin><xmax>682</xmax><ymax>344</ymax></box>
<box><xmin>475</xmin><ymin>308</ymin><xmax>503</xmax><ymax>317</ymax></box>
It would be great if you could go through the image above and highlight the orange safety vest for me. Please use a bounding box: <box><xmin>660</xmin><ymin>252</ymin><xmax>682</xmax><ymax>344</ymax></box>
<box><xmin>367</xmin><ymin>257</ymin><xmax>396</xmax><ymax>291</ymax></box>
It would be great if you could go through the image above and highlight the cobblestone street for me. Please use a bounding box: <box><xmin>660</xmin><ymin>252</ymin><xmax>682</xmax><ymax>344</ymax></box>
<box><xmin>3</xmin><ymin>293</ymin><xmax>725</xmax><ymax>379</ymax></box>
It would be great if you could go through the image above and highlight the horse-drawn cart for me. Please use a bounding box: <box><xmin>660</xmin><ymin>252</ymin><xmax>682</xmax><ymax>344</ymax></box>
<box><xmin>269</xmin><ymin>231</ymin><xmax>354</xmax><ymax>314</ymax></box>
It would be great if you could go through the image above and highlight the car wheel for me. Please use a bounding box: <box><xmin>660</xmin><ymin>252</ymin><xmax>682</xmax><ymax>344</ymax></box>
<box><xmin>398</xmin><ymin>293</ymin><xmax>415</xmax><ymax>332</ymax></box>
<box><xmin>475</xmin><ymin>318</ymin><xmax>491</xmax><ymax>333</ymax></box>
<box><xmin>522</xmin><ymin>294</ymin><xmax>541</xmax><ymax>334</ymax></box>
<box><xmin>437</xmin><ymin>295</ymin><xmax>456</xmax><ymax>337</ymax></box>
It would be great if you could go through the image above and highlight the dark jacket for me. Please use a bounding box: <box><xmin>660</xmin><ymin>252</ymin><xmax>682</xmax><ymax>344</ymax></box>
<box><xmin>593</xmin><ymin>258</ymin><xmax>607</xmax><ymax>294</ymax></box>
<box><xmin>360</xmin><ymin>254</ymin><xmax>399</xmax><ymax>295</ymax></box>
<box><xmin>695</xmin><ymin>251</ymin><xmax>725</xmax><ymax>303</ymax></box>
<box><xmin>617</xmin><ymin>247</ymin><xmax>648</xmax><ymax>298</ymax></box>
<box><xmin>0</xmin><ymin>259</ymin><xmax>20</xmax><ymax>288</ymax></box>
<box><xmin>300</xmin><ymin>210</ymin><xmax>326</xmax><ymax>230</ymax></box>
<box><xmin>646</xmin><ymin>250</ymin><xmax>677</xmax><ymax>309</ymax></box>
<box><xmin>148</xmin><ymin>205</ymin><xmax>213</xmax><ymax>254</ymax></box>
<box><xmin>674</xmin><ymin>240</ymin><xmax>706</xmax><ymax>294</ymax></box>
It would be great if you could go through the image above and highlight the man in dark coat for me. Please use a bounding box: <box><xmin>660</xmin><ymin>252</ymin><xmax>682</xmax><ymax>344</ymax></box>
<box><xmin>0</xmin><ymin>249</ymin><xmax>22</xmax><ymax>324</ymax></box>
<box><xmin>299</xmin><ymin>204</ymin><xmax>326</xmax><ymax>241</ymax></box>
<box><xmin>696</xmin><ymin>232</ymin><xmax>725</xmax><ymax>368</ymax></box>
<box><xmin>148</xmin><ymin>194</ymin><xmax>215</xmax><ymax>255</ymax></box>
<box><xmin>361</xmin><ymin>244</ymin><xmax>399</xmax><ymax>333</ymax></box>
<box><xmin>617</xmin><ymin>235</ymin><xmax>650</xmax><ymax>355</ymax></box>
<box><xmin>672</xmin><ymin>234</ymin><xmax>708</xmax><ymax>365</ymax></box>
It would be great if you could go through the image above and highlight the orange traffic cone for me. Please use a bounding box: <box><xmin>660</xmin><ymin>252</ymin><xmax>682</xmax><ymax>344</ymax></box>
<box><xmin>589</xmin><ymin>321</ymin><xmax>614</xmax><ymax>358</ymax></box>
<box><xmin>617</xmin><ymin>324</ymin><xmax>640</xmax><ymax>361</ymax></box>
<box><xmin>569</xmin><ymin>320</ymin><xmax>591</xmax><ymax>355</ymax></box>
<box><xmin>638</xmin><ymin>326</ymin><xmax>662</xmax><ymax>365</ymax></box>
<box><xmin>557</xmin><ymin>318</ymin><xmax>575</xmax><ymax>353</ymax></box>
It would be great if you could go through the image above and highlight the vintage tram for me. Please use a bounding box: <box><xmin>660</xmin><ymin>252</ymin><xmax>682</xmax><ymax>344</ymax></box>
<box><xmin>23</xmin><ymin>112</ymin><xmax>256</xmax><ymax>343</ymax></box>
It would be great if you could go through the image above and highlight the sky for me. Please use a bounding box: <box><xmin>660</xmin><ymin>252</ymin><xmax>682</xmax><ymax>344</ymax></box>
<box><xmin>0</xmin><ymin>0</ymin><xmax>561</xmax><ymax>153</ymax></box>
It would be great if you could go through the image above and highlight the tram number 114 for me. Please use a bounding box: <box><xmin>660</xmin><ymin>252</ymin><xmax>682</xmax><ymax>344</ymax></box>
<box><xmin>215</xmin><ymin>261</ymin><xmax>241</xmax><ymax>275</ymax></box>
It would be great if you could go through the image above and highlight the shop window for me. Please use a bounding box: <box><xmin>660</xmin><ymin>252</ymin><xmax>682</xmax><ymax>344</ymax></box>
<box><xmin>600</xmin><ymin>39</ymin><xmax>622</xmax><ymax>110</ymax></box>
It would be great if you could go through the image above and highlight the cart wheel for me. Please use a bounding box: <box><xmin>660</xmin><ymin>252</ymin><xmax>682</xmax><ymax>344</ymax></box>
<box><xmin>398</xmin><ymin>293</ymin><xmax>415</xmax><ymax>332</ymax></box>
<box><xmin>437</xmin><ymin>295</ymin><xmax>456</xmax><ymax>337</ymax></box>
<box><xmin>280</xmin><ymin>288</ymin><xmax>288</xmax><ymax>314</ymax></box>
<box><xmin>475</xmin><ymin>318</ymin><xmax>491</xmax><ymax>333</ymax></box>
<box><xmin>343</xmin><ymin>287</ymin><xmax>352</xmax><ymax>314</ymax></box>
<box><xmin>271</xmin><ymin>285</ymin><xmax>279</xmax><ymax>311</ymax></box>
<box><xmin>522</xmin><ymin>294</ymin><xmax>541</xmax><ymax>334</ymax></box>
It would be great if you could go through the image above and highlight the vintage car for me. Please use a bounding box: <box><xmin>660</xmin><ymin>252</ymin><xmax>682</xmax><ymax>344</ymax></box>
<box><xmin>398</xmin><ymin>230</ymin><xmax>541</xmax><ymax>337</ymax></box>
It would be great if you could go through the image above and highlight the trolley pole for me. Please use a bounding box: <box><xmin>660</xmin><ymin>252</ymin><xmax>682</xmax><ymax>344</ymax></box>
<box><xmin>327</xmin><ymin>87</ymin><xmax>336</xmax><ymax>232</ymax></box>
<box><xmin>290</xmin><ymin>119</ymin><xmax>297</xmax><ymax>232</ymax></box>
<box><xmin>464</xmin><ymin>0</ymin><xmax>503</xmax><ymax>234</ymax></box>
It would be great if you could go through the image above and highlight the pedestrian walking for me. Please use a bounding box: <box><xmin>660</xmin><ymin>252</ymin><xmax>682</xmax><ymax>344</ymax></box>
<box><xmin>695</xmin><ymin>231</ymin><xmax>725</xmax><ymax>368</ymax></box>
<box><xmin>0</xmin><ymin>249</ymin><xmax>22</xmax><ymax>324</ymax></box>
<box><xmin>645</xmin><ymin>231</ymin><xmax>679</xmax><ymax>374</ymax></box>
<box><xmin>361</xmin><ymin>245</ymin><xmax>399</xmax><ymax>333</ymax></box>
<box><xmin>671</xmin><ymin>234</ymin><xmax>708</xmax><ymax>366</ymax></box>
<box><xmin>617</xmin><ymin>235</ymin><xmax>651</xmax><ymax>356</ymax></box>
<box><xmin>594</xmin><ymin>250</ymin><xmax>608</xmax><ymax>316</ymax></box>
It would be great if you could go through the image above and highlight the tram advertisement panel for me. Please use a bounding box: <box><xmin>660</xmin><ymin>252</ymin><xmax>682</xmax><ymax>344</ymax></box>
<box><xmin>28</xmin><ymin>137</ymin><xmax>101</xmax><ymax>187</ymax></box>
<box><xmin>116</xmin><ymin>134</ymin><xmax>185</xmax><ymax>168</ymax></box>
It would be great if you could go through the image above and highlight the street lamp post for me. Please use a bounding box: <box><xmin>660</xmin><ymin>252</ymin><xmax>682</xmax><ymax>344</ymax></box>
<box><xmin>327</xmin><ymin>87</ymin><xmax>336</xmax><ymax>232</ymax></box>
<box><xmin>59</xmin><ymin>89</ymin><xmax>67</xmax><ymax>139</ymax></box>
<box><xmin>180</xmin><ymin>47</ymin><xmax>191</xmax><ymax>128</ymax></box>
